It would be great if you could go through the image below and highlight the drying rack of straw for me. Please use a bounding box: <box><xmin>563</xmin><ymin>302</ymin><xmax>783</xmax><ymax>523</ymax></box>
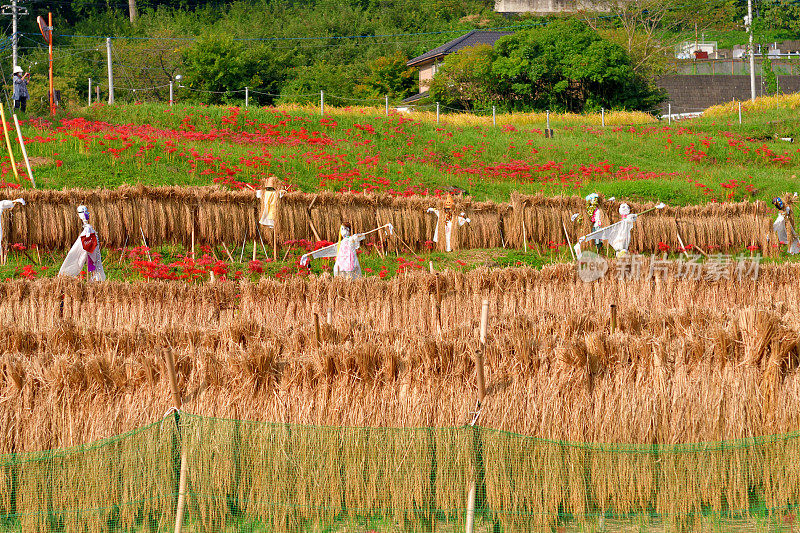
<box><xmin>0</xmin><ymin>187</ymin><xmax>783</xmax><ymax>256</ymax></box>
<box><xmin>2</xmin><ymin>265</ymin><xmax>800</xmax><ymax>532</ymax></box>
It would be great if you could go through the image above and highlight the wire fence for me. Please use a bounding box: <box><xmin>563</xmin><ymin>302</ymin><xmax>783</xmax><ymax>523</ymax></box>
<box><xmin>3</xmin><ymin>411</ymin><xmax>800</xmax><ymax>533</ymax></box>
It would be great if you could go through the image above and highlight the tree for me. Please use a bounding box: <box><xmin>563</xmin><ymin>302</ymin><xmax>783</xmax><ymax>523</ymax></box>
<box><xmin>429</xmin><ymin>44</ymin><xmax>499</xmax><ymax>110</ymax></box>
<box><xmin>355</xmin><ymin>52</ymin><xmax>418</xmax><ymax>100</ymax></box>
<box><xmin>181</xmin><ymin>35</ymin><xmax>283</xmax><ymax>105</ymax></box>
<box><xmin>491</xmin><ymin>20</ymin><xmax>664</xmax><ymax>112</ymax></box>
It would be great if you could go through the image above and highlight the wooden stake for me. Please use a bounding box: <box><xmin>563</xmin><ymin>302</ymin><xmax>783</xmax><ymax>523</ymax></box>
<box><xmin>190</xmin><ymin>215</ymin><xmax>195</xmax><ymax>259</ymax></box>
<box><xmin>282</xmin><ymin>245</ymin><xmax>292</xmax><ymax>262</ymax></box>
<box><xmin>326</xmin><ymin>307</ymin><xmax>332</xmax><ymax>325</ymax></box>
<box><xmin>308</xmin><ymin>217</ymin><xmax>322</xmax><ymax>243</ymax></box>
<box><xmin>252</xmin><ymin>240</ymin><xmax>256</xmax><ymax>261</ymax></box>
<box><xmin>162</xmin><ymin>348</ymin><xmax>188</xmax><ymax>533</ymax></box>
<box><xmin>273</xmin><ymin>227</ymin><xmax>278</xmax><ymax>262</ymax></box>
<box><xmin>610</xmin><ymin>304</ymin><xmax>617</xmax><ymax>334</ymax></box>
<box><xmin>429</xmin><ymin>261</ymin><xmax>434</xmax><ymax>273</ymax></box>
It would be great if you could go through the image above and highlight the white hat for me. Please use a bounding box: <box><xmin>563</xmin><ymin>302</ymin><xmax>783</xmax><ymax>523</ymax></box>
<box><xmin>13</xmin><ymin>66</ymin><xmax>22</xmax><ymax>74</ymax></box>
<box><xmin>77</xmin><ymin>205</ymin><xmax>90</xmax><ymax>223</ymax></box>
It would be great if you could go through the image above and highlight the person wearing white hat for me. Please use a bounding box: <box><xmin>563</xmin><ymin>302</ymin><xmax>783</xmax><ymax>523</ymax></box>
<box><xmin>12</xmin><ymin>66</ymin><xmax>30</xmax><ymax>112</ymax></box>
<box><xmin>59</xmin><ymin>205</ymin><xmax>106</xmax><ymax>281</ymax></box>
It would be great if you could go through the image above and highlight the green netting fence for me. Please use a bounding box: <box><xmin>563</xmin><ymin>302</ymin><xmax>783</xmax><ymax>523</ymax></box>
<box><xmin>2</xmin><ymin>412</ymin><xmax>800</xmax><ymax>532</ymax></box>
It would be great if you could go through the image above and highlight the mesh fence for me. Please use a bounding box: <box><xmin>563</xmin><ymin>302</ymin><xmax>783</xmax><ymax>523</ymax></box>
<box><xmin>3</xmin><ymin>412</ymin><xmax>800</xmax><ymax>532</ymax></box>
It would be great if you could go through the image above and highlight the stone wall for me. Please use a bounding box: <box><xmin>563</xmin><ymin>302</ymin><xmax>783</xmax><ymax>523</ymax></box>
<box><xmin>656</xmin><ymin>74</ymin><xmax>800</xmax><ymax>115</ymax></box>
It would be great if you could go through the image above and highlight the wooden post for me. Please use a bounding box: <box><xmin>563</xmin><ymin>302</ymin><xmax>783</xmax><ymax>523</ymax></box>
<box><xmin>162</xmin><ymin>348</ymin><xmax>188</xmax><ymax>533</ymax></box>
<box><xmin>252</xmin><ymin>240</ymin><xmax>257</xmax><ymax>261</ymax></box>
<box><xmin>610</xmin><ymin>304</ymin><xmax>618</xmax><ymax>332</ymax></box>
<box><xmin>314</xmin><ymin>313</ymin><xmax>322</xmax><ymax>347</ymax></box>
<box><xmin>326</xmin><ymin>307</ymin><xmax>332</xmax><ymax>325</ymax></box>
<box><xmin>273</xmin><ymin>228</ymin><xmax>278</xmax><ymax>262</ymax></box>
<box><xmin>190</xmin><ymin>211</ymin><xmax>195</xmax><ymax>259</ymax></box>
<box><xmin>476</xmin><ymin>300</ymin><xmax>488</xmax><ymax>402</ymax></box>
<box><xmin>466</xmin><ymin>299</ymin><xmax>489</xmax><ymax>533</ymax></box>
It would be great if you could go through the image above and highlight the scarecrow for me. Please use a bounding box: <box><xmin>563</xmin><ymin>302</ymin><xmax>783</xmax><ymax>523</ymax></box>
<box><xmin>584</xmin><ymin>193</ymin><xmax>606</xmax><ymax>253</ymax></box>
<box><xmin>427</xmin><ymin>195</ymin><xmax>470</xmax><ymax>252</ymax></box>
<box><xmin>300</xmin><ymin>222</ymin><xmax>394</xmax><ymax>279</ymax></box>
<box><xmin>256</xmin><ymin>175</ymin><xmax>284</xmax><ymax>228</ymax></box>
<box><xmin>0</xmin><ymin>198</ymin><xmax>25</xmax><ymax>264</ymax></box>
<box><xmin>59</xmin><ymin>205</ymin><xmax>106</xmax><ymax>281</ymax></box>
<box><xmin>772</xmin><ymin>195</ymin><xmax>799</xmax><ymax>254</ymax></box>
<box><xmin>575</xmin><ymin>202</ymin><xmax>666</xmax><ymax>259</ymax></box>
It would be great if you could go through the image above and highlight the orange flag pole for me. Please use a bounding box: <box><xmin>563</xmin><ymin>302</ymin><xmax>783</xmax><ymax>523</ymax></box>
<box><xmin>48</xmin><ymin>12</ymin><xmax>54</xmax><ymax>115</ymax></box>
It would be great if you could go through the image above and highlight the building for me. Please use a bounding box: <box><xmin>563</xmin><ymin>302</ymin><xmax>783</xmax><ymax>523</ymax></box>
<box><xmin>404</xmin><ymin>30</ymin><xmax>513</xmax><ymax>102</ymax></box>
<box><xmin>495</xmin><ymin>0</ymin><xmax>607</xmax><ymax>13</ymax></box>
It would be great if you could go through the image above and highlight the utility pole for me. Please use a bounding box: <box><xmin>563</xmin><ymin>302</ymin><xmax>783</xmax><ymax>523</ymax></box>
<box><xmin>746</xmin><ymin>0</ymin><xmax>756</xmax><ymax>101</ymax></box>
<box><xmin>1</xmin><ymin>0</ymin><xmax>29</xmax><ymax>69</ymax></box>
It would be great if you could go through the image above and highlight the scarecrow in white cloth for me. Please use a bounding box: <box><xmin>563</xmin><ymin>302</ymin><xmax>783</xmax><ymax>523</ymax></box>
<box><xmin>255</xmin><ymin>175</ymin><xmax>284</xmax><ymax>228</ymax></box>
<box><xmin>584</xmin><ymin>193</ymin><xmax>606</xmax><ymax>253</ymax></box>
<box><xmin>0</xmin><ymin>198</ymin><xmax>25</xmax><ymax>257</ymax></box>
<box><xmin>59</xmin><ymin>205</ymin><xmax>106</xmax><ymax>281</ymax></box>
<box><xmin>574</xmin><ymin>202</ymin><xmax>666</xmax><ymax>259</ymax></box>
<box><xmin>300</xmin><ymin>222</ymin><xmax>394</xmax><ymax>279</ymax></box>
<box><xmin>772</xmin><ymin>196</ymin><xmax>799</xmax><ymax>254</ymax></box>
<box><xmin>427</xmin><ymin>195</ymin><xmax>469</xmax><ymax>252</ymax></box>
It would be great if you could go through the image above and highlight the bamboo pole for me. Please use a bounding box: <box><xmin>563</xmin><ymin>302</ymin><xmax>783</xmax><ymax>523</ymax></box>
<box><xmin>12</xmin><ymin>114</ymin><xmax>34</xmax><ymax>188</ymax></box>
<box><xmin>326</xmin><ymin>307</ymin><xmax>332</xmax><ymax>325</ymax></box>
<box><xmin>221</xmin><ymin>242</ymin><xmax>235</xmax><ymax>263</ymax></box>
<box><xmin>252</xmin><ymin>240</ymin><xmax>256</xmax><ymax>261</ymax></box>
<box><xmin>190</xmin><ymin>212</ymin><xmax>195</xmax><ymax>259</ymax></box>
<box><xmin>0</xmin><ymin>107</ymin><xmax>20</xmax><ymax>183</ymax></box>
<box><xmin>522</xmin><ymin>218</ymin><xmax>528</xmax><ymax>253</ymax></box>
<box><xmin>273</xmin><ymin>228</ymin><xmax>278</xmax><ymax>262</ymax></box>
<box><xmin>162</xmin><ymin>348</ymin><xmax>188</xmax><ymax>533</ymax></box>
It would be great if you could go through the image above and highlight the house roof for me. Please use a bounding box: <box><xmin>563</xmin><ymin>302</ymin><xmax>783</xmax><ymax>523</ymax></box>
<box><xmin>406</xmin><ymin>30</ymin><xmax>514</xmax><ymax>67</ymax></box>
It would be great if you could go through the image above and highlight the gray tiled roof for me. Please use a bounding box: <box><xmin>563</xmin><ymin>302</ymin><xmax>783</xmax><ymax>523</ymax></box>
<box><xmin>406</xmin><ymin>30</ymin><xmax>514</xmax><ymax>67</ymax></box>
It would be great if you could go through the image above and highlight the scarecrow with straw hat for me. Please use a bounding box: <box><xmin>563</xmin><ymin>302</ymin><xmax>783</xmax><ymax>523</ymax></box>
<box><xmin>300</xmin><ymin>221</ymin><xmax>394</xmax><ymax>279</ymax></box>
<box><xmin>255</xmin><ymin>175</ymin><xmax>284</xmax><ymax>228</ymax></box>
<box><xmin>427</xmin><ymin>194</ymin><xmax>470</xmax><ymax>252</ymax></box>
<box><xmin>772</xmin><ymin>194</ymin><xmax>799</xmax><ymax>254</ymax></box>
<box><xmin>0</xmin><ymin>198</ymin><xmax>25</xmax><ymax>264</ymax></box>
<box><xmin>59</xmin><ymin>205</ymin><xmax>106</xmax><ymax>281</ymax></box>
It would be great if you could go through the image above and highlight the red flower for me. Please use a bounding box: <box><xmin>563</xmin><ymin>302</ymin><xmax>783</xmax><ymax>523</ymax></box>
<box><xmin>248</xmin><ymin>260</ymin><xmax>264</xmax><ymax>274</ymax></box>
<box><xmin>657</xmin><ymin>242</ymin><xmax>670</xmax><ymax>252</ymax></box>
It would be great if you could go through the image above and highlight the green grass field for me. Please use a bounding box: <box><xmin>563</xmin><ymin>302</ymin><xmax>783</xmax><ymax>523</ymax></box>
<box><xmin>6</xmin><ymin>96</ymin><xmax>799</xmax><ymax>205</ymax></box>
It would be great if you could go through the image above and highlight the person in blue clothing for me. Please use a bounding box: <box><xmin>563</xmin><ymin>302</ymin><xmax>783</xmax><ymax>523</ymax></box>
<box><xmin>12</xmin><ymin>65</ymin><xmax>30</xmax><ymax>112</ymax></box>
